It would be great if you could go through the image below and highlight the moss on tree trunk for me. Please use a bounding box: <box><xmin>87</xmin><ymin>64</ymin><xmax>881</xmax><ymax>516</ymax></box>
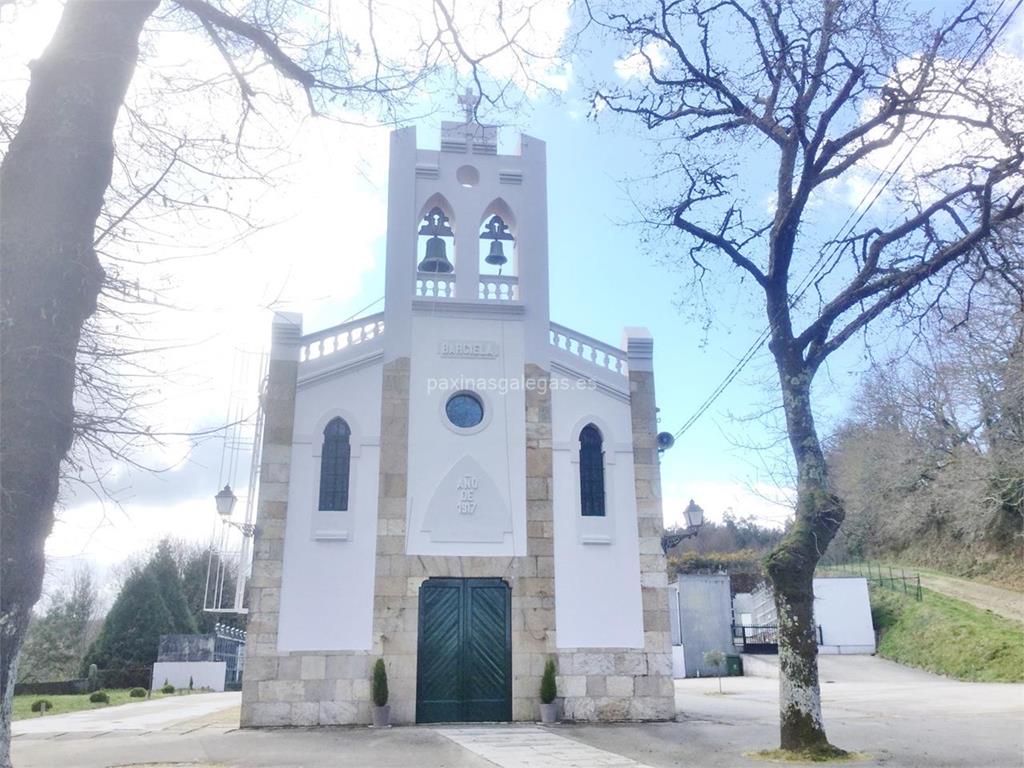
<box><xmin>764</xmin><ymin>348</ymin><xmax>846</xmax><ymax>755</ymax></box>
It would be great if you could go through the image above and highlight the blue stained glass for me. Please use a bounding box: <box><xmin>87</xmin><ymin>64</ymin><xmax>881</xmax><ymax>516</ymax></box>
<box><xmin>446</xmin><ymin>393</ymin><xmax>484</xmax><ymax>428</ymax></box>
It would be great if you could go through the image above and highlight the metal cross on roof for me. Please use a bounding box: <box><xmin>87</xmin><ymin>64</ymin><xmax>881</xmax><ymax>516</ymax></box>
<box><xmin>458</xmin><ymin>87</ymin><xmax>479</xmax><ymax>123</ymax></box>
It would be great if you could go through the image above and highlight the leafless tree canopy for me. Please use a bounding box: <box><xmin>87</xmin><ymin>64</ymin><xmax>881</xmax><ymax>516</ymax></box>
<box><xmin>591</xmin><ymin>0</ymin><xmax>1023</xmax><ymax>368</ymax></box>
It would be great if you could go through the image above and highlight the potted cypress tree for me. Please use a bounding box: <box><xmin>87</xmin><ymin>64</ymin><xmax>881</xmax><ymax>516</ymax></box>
<box><xmin>371</xmin><ymin>658</ymin><xmax>390</xmax><ymax>727</ymax></box>
<box><xmin>539</xmin><ymin>658</ymin><xmax>558</xmax><ymax>723</ymax></box>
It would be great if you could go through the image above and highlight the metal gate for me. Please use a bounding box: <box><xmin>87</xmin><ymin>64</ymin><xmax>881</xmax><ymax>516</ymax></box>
<box><xmin>416</xmin><ymin>577</ymin><xmax>512</xmax><ymax>723</ymax></box>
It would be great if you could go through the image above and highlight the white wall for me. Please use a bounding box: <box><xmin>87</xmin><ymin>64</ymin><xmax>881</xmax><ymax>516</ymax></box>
<box><xmin>151</xmin><ymin>662</ymin><xmax>226</xmax><ymax>692</ymax></box>
<box><xmin>813</xmin><ymin>577</ymin><xmax>876</xmax><ymax>654</ymax></box>
<box><xmin>277</xmin><ymin>361</ymin><xmax>383</xmax><ymax>651</ymax></box>
<box><xmin>671</xmin><ymin>646</ymin><xmax>686</xmax><ymax>679</ymax></box>
<box><xmin>551</xmin><ymin>381</ymin><xmax>644</xmax><ymax>649</ymax></box>
<box><xmin>405</xmin><ymin>312</ymin><xmax>528</xmax><ymax>557</ymax></box>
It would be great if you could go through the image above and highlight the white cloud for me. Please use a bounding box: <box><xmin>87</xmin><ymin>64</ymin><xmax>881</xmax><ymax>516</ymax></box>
<box><xmin>614</xmin><ymin>41</ymin><xmax>668</xmax><ymax>81</ymax></box>
<box><xmin>819</xmin><ymin>43</ymin><xmax>1024</xmax><ymax>214</ymax></box>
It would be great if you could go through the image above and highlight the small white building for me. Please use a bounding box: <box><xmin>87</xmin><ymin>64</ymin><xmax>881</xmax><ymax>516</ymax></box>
<box><xmin>732</xmin><ymin>577</ymin><xmax>876</xmax><ymax>658</ymax></box>
<box><xmin>240</xmin><ymin>115</ymin><xmax>675</xmax><ymax>726</ymax></box>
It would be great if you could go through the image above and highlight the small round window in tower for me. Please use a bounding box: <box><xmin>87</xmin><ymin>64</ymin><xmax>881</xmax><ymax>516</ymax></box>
<box><xmin>445</xmin><ymin>392</ymin><xmax>484</xmax><ymax>429</ymax></box>
<box><xmin>456</xmin><ymin>164</ymin><xmax>480</xmax><ymax>187</ymax></box>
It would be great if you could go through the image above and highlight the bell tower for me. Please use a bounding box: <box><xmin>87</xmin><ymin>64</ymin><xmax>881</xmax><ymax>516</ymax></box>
<box><xmin>382</xmin><ymin>94</ymin><xmax>551</xmax><ymax>363</ymax></box>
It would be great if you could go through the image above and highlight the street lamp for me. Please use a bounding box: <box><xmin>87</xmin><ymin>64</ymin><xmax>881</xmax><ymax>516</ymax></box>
<box><xmin>215</xmin><ymin>485</ymin><xmax>237</xmax><ymax>517</ymax></box>
<box><xmin>214</xmin><ymin>484</ymin><xmax>254</xmax><ymax>537</ymax></box>
<box><xmin>661</xmin><ymin>499</ymin><xmax>705</xmax><ymax>553</ymax></box>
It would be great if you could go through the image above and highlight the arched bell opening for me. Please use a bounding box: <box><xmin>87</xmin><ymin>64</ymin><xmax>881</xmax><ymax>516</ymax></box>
<box><xmin>479</xmin><ymin>199</ymin><xmax>516</xmax><ymax>277</ymax></box>
<box><xmin>417</xmin><ymin>203</ymin><xmax>456</xmax><ymax>275</ymax></box>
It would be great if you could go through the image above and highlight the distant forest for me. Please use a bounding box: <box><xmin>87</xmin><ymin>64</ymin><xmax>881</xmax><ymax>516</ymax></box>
<box><xmin>827</xmin><ymin>286</ymin><xmax>1023</xmax><ymax>588</ymax></box>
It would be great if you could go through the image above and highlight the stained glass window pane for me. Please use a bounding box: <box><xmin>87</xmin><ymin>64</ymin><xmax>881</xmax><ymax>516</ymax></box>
<box><xmin>319</xmin><ymin>417</ymin><xmax>351</xmax><ymax>511</ymax></box>
<box><xmin>446</xmin><ymin>393</ymin><xmax>484</xmax><ymax>428</ymax></box>
<box><xmin>579</xmin><ymin>424</ymin><xmax>605</xmax><ymax>517</ymax></box>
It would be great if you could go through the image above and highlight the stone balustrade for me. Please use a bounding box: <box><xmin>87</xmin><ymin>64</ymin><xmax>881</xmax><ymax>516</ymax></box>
<box><xmin>416</xmin><ymin>276</ymin><xmax>456</xmax><ymax>298</ymax></box>
<box><xmin>299</xmin><ymin>313</ymin><xmax>385</xmax><ymax>363</ymax></box>
<box><xmin>549</xmin><ymin>322</ymin><xmax>627</xmax><ymax>376</ymax></box>
<box><xmin>478</xmin><ymin>275</ymin><xmax>519</xmax><ymax>301</ymax></box>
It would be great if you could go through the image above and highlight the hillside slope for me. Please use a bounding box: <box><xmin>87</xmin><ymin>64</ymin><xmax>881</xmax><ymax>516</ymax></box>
<box><xmin>916</xmin><ymin>569</ymin><xmax>1024</xmax><ymax>623</ymax></box>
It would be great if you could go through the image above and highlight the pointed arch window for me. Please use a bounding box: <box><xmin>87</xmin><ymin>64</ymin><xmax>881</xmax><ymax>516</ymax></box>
<box><xmin>579</xmin><ymin>424</ymin><xmax>606</xmax><ymax>517</ymax></box>
<box><xmin>318</xmin><ymin>417</ymin><xmax>351</xmax><ymax>511</ymax></box>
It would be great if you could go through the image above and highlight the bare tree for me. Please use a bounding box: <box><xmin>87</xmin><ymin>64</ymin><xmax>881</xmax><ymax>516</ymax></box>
<box><xmin>0</xmin><ymin>0</ymin><xmax>558</xmax><ymax>762</ymax></box>
<box><xmin>829</xmin><ymin>280</ymin><xmax>1023</xmax><ymax>573</ymax></box>
<box><xmin>14</xmin><ymin>566</ymin><xmax>98</xmax><ymax>684</ymax></box>
<box><xmin>587</xmin><ymin>0</ymin><xmax>1023</xmax><ymax>754</ymax></box>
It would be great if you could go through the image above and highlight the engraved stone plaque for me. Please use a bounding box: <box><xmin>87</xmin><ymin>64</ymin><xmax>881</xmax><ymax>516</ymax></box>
<box><xmin>422</xmin><ymin>455</ymin><xmax>511</xmax><ymax>543</ymax></box>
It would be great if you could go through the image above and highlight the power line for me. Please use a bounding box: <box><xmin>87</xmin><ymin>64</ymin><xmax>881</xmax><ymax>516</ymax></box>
<box><xmin>672</xmin><ymin>0</ymin><xmax>1020</xmax><ymax>440</ymax></box>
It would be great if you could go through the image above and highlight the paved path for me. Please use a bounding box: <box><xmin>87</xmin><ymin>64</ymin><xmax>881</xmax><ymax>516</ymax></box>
<box><xmin>917</xmin><ymin>569</ymin><xmax>1024</xmax><ymax>623</ymax></box>
<box><xmin>13</xmin><ymin>691</ymin><xmax>241</xmax><ymax>735</ymax></box>
<box><xmin>439</xmin><ymin>726</ymin><xmax>656</xmax><ymax>768</ymax></box>
<box><xmin>12</xmin><ymin>658</ymin><xmax>1024</xmax><ymax>767</ymax></box>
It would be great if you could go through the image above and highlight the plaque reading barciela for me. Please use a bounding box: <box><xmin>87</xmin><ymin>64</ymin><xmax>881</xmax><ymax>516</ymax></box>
<box><xmin>439</xmin><ymin>340</ymin><xmax>500</xmax><ymax>358</ymax></box>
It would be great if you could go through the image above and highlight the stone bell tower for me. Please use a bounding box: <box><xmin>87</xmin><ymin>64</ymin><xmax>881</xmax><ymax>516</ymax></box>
<box><xmin>369</xmin><ymin>102</ymin><xmax>560</xmax><ymax>722</ymax></box>
<box><xmin>381</xmin><ymin>95</ymin><xmax>551</xmax><ymax>364</ymax></box>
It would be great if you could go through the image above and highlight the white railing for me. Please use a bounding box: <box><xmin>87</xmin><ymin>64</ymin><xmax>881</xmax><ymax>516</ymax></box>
<box><xmin>479</xmin><ymin>275</ymin><xmax>519</xmax><ymax>301</ymax></box>
<box><xmin>416</xmin><ymin>275</ymin><xmax>456</xmax><ymax>298</ymax></box>
<box><xmin>300</xmin><ymin>312</ymin><xmax>385</xmax><ymax>363</ymax></box>
<box><xmin>550</xmin><ymin>322</ymin><xmax>627</xmax><ymax>376</ymax></box>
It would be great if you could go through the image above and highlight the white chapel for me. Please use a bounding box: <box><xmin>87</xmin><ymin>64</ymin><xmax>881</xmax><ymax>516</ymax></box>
<box><xmin>240</xmin><ymin>112</ymin><xmax>675</xmax><ymax>726</ymax></box>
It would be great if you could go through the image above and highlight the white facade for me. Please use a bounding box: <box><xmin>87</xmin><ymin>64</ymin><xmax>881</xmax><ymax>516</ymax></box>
<box><xmin>813</xmin><ymin>577</ymin><xmax>876</xmax><ymax>654</ymax></box>
<box><xmin>276</xmin><ymin>360</ymin><xmax>383</xmax><ymax>652</ymax></box>
<box><xmin>151</xmin><ymin>661</ymin><xmax>226</xmax><ymax>692</ymax></box>
<box><xmin>242</xmin><ymin>117</ymin><xmax>674</xmax><ymax>726</ymax></box>
<box><xmin>733</xmin><ymin>576</ymin><xmax>876</xmax><ymax>656</ymax></box>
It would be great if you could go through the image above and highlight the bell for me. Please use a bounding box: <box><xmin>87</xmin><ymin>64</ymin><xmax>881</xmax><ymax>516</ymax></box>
<box><xmin>485</xmin><ymin>239</ymin><xmax>507</xmax><ymax>267</ymax></box>
<box><xmin>417</xmin><ymin>236</ymin><xmax>453</xmax><ymax>273</ymax></box>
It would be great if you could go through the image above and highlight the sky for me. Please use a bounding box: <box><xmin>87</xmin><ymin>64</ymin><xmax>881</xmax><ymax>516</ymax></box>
<box><xmin>2</xmin><ymin>0</ymin><xmax>1020</xmax><ymax>602</ymax></box>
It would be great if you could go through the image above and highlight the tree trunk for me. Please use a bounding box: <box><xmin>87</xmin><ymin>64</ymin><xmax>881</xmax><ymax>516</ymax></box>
<box><xmin>0</xmin><ymin>2</ymin><xmax>156</xmax><ymax>763</ymax></box>
<box><xmin>764</xmin><ymin>347</ymin><xmax>845</xmax><ymax>755</ymax></box>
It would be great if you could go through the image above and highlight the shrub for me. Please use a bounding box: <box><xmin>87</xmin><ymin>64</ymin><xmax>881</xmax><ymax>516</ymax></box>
<box><xmin>129</xmin><ymin>688</ymin><xmax>147</xmax><ymax>698</ymax></box>
<box><xmin>30</xmin><ymin>699</ymin><xmax>52</xmax><ymax>713</ymax></box>
<box><xmin>703</xmin><ymin>650</ymin><xmax>726</xmax><ymax>693</ymax></box>
<box><xmin>88</xmin><ymin>691</ymin><xmax>109</xmax><ymax>704</ymax></box>
<box><xmin>161</xmin><ymin>682</ymin><xmax>175</xmax><ymax>694</ymax></box>
<box><xmin>371</xmin><ymin>659</ymin><xmax>388</xmax><ymax>707</ymax></box>
<box><xmin>540</xmin><ymin>658</ymin><xmax>557</xmax><ymax>704</ymax></box>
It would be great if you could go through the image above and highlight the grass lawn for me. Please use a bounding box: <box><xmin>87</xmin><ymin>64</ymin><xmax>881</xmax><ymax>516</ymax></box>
<box><xmin>13</xmin><ymin>688</ymin><xmax>205</xmax><ymax>721</ymax></box>
<box><xmin>870</xmin><ymin>586</ymin><xmax>1024</xmax><ymax>682</ymax></box>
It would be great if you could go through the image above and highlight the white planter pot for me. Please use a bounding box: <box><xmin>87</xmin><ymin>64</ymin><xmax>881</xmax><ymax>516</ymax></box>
<box><xmin>539</xmin><ymin>702</ymin><xmax>558</xmax><ymax>723</ymax></box>
<box><xmin>371</xmin><ymin>704</ymin><xmax>391</xmax><ymax>727</ymax></box>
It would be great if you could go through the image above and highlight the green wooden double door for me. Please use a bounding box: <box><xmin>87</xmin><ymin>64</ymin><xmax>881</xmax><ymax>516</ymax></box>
<box><xmin>416</xmin><ymin>577</ymin><xmax>512</xmax><ymax>723</ymax></box>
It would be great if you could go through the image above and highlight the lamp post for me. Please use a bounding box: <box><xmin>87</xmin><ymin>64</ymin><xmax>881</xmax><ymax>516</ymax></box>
<box><xmin>214</xmin><ymin>484</ymin><xmax>255</xmax><ymax>537</ymax></box>
<box><xmin>661</xmin><ymin>499</ymin><xmax>705</xmax><ymax>553</ymax></box>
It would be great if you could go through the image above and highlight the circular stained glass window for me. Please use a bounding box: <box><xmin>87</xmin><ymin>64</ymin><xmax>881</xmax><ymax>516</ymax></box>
<box><xmin>446</xmin><ymin>392</ymin><xmax>484</xmax><ymax>429</ymax></box>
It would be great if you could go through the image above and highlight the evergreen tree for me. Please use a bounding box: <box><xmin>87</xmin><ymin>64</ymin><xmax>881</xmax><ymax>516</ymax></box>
<box><xmin>146</xmin><ymin>540</ymin><xmax>197</xmax><ymax>635</ymax></box>
<box><xmin>83</xmin><ymin>568</ymin><xmax>173</xmax><ymax>672</ymax></box>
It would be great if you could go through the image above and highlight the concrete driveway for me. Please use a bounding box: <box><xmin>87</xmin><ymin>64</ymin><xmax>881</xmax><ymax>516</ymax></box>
<box><xmin>12</xmin><ymin>692</ymin><xmax>241</xmax><ymax>736</ymax></box>
<box><xmin>12</xmin><ymin>657</ymin><xmax>1024</xmax><ymax>768</ymax></box>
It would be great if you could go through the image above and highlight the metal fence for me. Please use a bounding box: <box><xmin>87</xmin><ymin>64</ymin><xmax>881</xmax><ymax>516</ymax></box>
<box><xmin>818</xmin><ymin>559</ymin><xmax>922</xmax><ymax>600</ymax></box>
<box><xmin>731</xmin><ymin>624</ymin><xmax>824</xmax><ymax>654</ymax></box>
